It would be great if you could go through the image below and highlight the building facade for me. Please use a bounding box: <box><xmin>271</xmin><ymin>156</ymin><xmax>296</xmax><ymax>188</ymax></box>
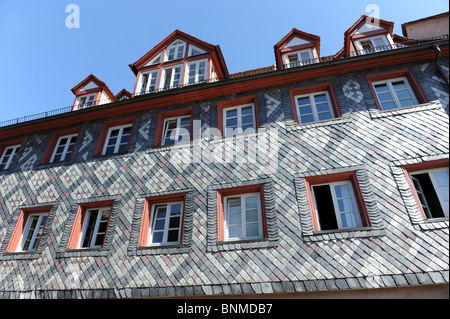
<box><xmin>0</xmin><ymin>14</ymin><xmax>448</xmax><ymax>299</ymax></box>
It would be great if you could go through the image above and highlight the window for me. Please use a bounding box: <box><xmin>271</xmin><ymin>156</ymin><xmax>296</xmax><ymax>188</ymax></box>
<box><xmin>372</xmin><ymin>77</ymin><xmax>418</xmax><ymax>110</ymax></box>
<box><xmin>0</xmin><ymin>144</ymin><xmax>20</xmax><ymax>170</ymax></box>
<box><xmin>162</xmin><ymin>116</ymin><xmax>191</xmax><ymax>146</ymax></box>
<box><xmin>166</xmin><ymin>40</ymin><xmax>186</xmax><ymax>61</ymax></box>
<box><xmin>50</xmin><ymin>134</ymin><xmax>77</xmax><ymax>163</ymax></box>
<box><xmin>358</xmin><ymin>36</ymin><xmax>389</xmax><ymax>54</ymax></box>
<box><xmin>162</xmin><ymin>65</ymin><xmax>183</xmax><ymax>89</ymax></box>
<box><xmin>139</xmin><ymin>70</ymin><xmax>159</xmax><ymax>94</ymax></box>
<box><xmin>285</xmin><ymin>49</ymin><xmax>314</xmax><ymax>67</ymax></box>
<box><xmin>186</xmin><ymin>60</ymin><xmax>207</xmax><ymax>84</ymax></box>
<box><xmin>409</xmin><ymin>168</ymin><xmax>449</xmax><ymax>219</ymax></box>
<box><xmin>76</xmin><ymin>94</ymin><xmax>96</xmax><ymax>110</ymax></box>
<box><xmin>223</xmin><ymin>193</ymin><xmax>263</xmax><ymax>241</ymax></box>
<box><xmin>66</xmin><ymin>201</ymin><xmax>114</xmax><ymax>250</ymax></box>
<box><xmin>102</xmin><ymin>124</ymin><xmax>132</xmax><ymax>155</ymax></box>
<box><xmin>78</xmin><ymin>208</ymin><xmax>111</xmax><ymax>249</ymax></box>
<box><xmin>223</xmin><ymin>104</ymin><xmax>256</xmax><ymax>136</ymax></box>
<box><xmin>304</xmin><ymin>171</ymin><xmax>371</xmax><ymax>232</ymax></box>
<box><xmin>6</xmin><ymin>206</ymin><xmax>52</xmax><ymax>253</ymax></box>
<box><xmin>147</xmin><ymin>202</ymin><xmax>183</xmax><ymax>246</ymax></box>
<box><xmin>294</xmin><ymin>91</ymin><xmax>335</xmax><ymax>123</ymax></box>
<box><xmin>17</xmin><ymin>214</ymin><xmax>48</xmax><ymax>252</ymax></box>
<box><xmin>312</xmin><ymin>181</ymin><xmax>363</xmax><ymax>230</ymax></box>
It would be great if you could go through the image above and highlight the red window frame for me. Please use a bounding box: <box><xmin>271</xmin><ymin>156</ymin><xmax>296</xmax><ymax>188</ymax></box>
<box><xmin>154</xmin><ymin>107</ymin><xmax>193</xmax><ymax>147</ymax></box>
<box><xmin>0</xmin><ymin>137</ymin><xmax>25</xmax><ymax>171</ymax></box>
<box><xmin>6</xmin><ymin>205</ymin><xmax>52</xmax><ymax>253</ymax></box>
<box><xmin>217</xmin><ymin>95</ymin><xmax>260</xmax><ymax>136</ymax></box>
<box><xmin>401</xmin><ymin>158</ymin><xmax>449</xmax><ymax>219</ymax></box>
<box><xmin>216</xmin><ymin>184</ymin><xmax>268</xmax><ymax>242</ymax></box>
<box><xmin>138</xmin><ymin>193</ymin><xmax>187</xmax><ymax>247</ymax></box>
<box><xmin>304</xmin><ymin>171</ymin><xmax>371</xmax><ymax>231</ymax></box>
<box><xmin>366</xmin><ymin>69</ymin><xmax>428</xmax><ymax>111</ymax></box>
<box><xmin>66</xmin><ymin>200</ymin><xmax>114</xmax><ymax>250</ymax></box>
<box><xmin>288</xmin><ymin>82</ymin><xmax>341</xmax><ymax>124</ymax></box>
<box><xmin>93</xmin><ymin>116</ymin><xmax>135</xmax><ymax>156</ymax></box>
<box><xmin>41</xmin><ymin>126</ymin><xmax>81</xmax><ymax>164</ymax></box>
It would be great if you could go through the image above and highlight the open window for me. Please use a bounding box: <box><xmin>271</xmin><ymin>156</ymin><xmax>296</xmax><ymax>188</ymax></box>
<box><xmin>285</xmin><ymin>48</ymin><xmax>314</xmax><ymax>68</ymax></box>
<box><xmin>402</xmin><ymin>160</ymin><xmax>449</xmax><ymax>220</ymax></box>
<box><xmin>0</xmin><ymin>144</ymin><xmax>21</xmax><ymax>170</ymax></box>
<box><xmin>154</xmin><ymin>108</ymin><xmax>193</xmax><ymax>147</ymax></box>
<box><xmin>304</xmin><ymin>171</ymin><xmax>371</xmax><ymax>232</ymax></box>
<box><xmin>94</xmin><ymin>117</ymin><xmax>135</xmax><ymax>156</ymax></box>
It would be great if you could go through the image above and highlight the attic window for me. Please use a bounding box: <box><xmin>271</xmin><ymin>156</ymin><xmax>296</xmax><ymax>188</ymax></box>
<box><xmin>285</xmin><ymin>49</ymin><xmax>314</xmax><ymax>68</ymax></box>
<box><xmin>76</xmin><ymin>94</ymin><xmax>96</xmax><ymax>110</ymax></box>
<box><xmin>358</xmin><ymin>36</ymin><xmax>389</xmax><ymax>54</ymax></box>
<box><xmin>148</xmin><ymin>53</ymin><xmax>162</xmax><ymax>66</ymax></box>
<box><xmin>188</xmin><ymin>45</ymin><xmax>207</xmax><ymax>57</ymax></box>
<box><xmin>166</xmin><ymin>40</ymin><xmax>186</xmax><ymax>61</ymax></box>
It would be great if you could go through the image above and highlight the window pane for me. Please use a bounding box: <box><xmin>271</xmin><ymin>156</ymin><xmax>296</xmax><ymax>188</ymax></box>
<box><xmin>318</xmin><ymin>112</ymin><xmax>332</xmax><ymax>121</ymax></box>
<box><xmin>297</xmin><ymin>97</ymin><xmax>311</xmax><ymax>106</ymax></box>
<box><xmin>374</xmin><ymin>84</ymin><xmax>388</xmax><ymax>93</ymax></box>
<box><xmin>170</xmin><ymin>204</ymin><xmax>182</xmax><ymax>215</ymax></box>
<box><xmin>392</xmin><ymin>81</ymin><xmax>407</xmax><ymax>90</ymax></box>
<box><xmin>300</xmin><ymin>114</ymin><xmax>315</xmax><ymax>123</ymax></box>
<box><xmin>226</xmin><ymin>109</ymin><xmax>238</xmax><ymax>118</ymax></box>
<box><xmin>298</xmin><ymin>105</ymin><xmax>312</xmax><ymax>115</ymax></box>
<box><xmin>228</xmin><ymin>198</ymin><xmax>241</xmax><ymax>213</ymax></box>
<box><xmin>167</xmin><ymin>230</ymin><xmax>179</xmax><ymax>242</ymax></box>
<box><xmin>395</xmin><ymin>89</ymin><xmax>413</xmax><ymax>100</ymax></box>
<box><xmin>337</xmin><ymin>197</ymin><xmax>355</xmax><ymax>213</ymax></box>
<box><xmin>380</xmin><ymin>101</ymin><xmax>397</xmax><ymax>110</ymax></box>
<box><xmin>246</xmin><ymin>210</ymin><xmax>259</xmax><ymax>223</ymax></box>
<box><xmin>399</xmin><ymin>99</ymin><xmax>415</xmax><ymax>107</ymax></box>
<box><xmin>229</xmin><ymin>213</ymin><xmax>241</xmax><ymax>225</ymax></box>
<box><xmin>335</xmin><ymin>184</ymin><xmax>351</xmax><ymax>198</ymax></box>
<box><xmin>226</xmin><ymin>117</ymin><xmax>238</xmax><ymax>128</ymax></box>
<box><xmin>228</xmin><ymin>225</ymin><xmax>240</xmax><ymax>238</ymax></box>
<box><xmin>316</xmin><ymin>102</ymin><xmax>331</xmax><ymax>113</ymax></box>
<box><xmin>154</xmin><ymin>219</ymin><xmax>165</xmax><ymax>231</ymax></box>
<box><xmin>340</xmin><ymin>212</ymin><xmax>358</xmax><ymax>228</ymax></box>
<box><xmin>152</xmin><ymin>232</ymin><xmax>164</xmax><ymax>243</ymax></box>
<box><xmin>377</xmin><ymin>92</ymin><xmax>394</xmax><ymax>102</ymax></box>
<box><xmin>156</xmin><ymin>206</ymin><xmax>166</xmax><ymax>218</ymax></box>
<box><xmin>314</xmin><ymin>94</ymin><xmax>328</xmax><ymax>103</ymax></box>
<box><xmin>246</xmin><ymin>223</ymin><xmax>259</xmax><ymax>237</ymax></box>
<box><xmin>169</xmin><ymin>216</ymin><xmax>180</xmax><ymax>228</ymax></box>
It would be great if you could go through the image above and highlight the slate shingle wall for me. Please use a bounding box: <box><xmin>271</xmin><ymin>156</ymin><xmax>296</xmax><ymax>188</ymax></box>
<box><xmin>0</xmin><ymin>59</ymin><xmax>448</xmax><ymax>298</ymax></box>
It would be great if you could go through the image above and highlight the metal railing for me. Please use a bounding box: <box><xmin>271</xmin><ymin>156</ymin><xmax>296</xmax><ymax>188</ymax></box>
<box><xmin>1</xmin><ymin>34</ymin><xmax>448</xmax><ymax>129</ymax></box>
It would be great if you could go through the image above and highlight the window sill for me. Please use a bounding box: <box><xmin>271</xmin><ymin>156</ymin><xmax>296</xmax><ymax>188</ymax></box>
<box><xmin>286</xmin><ymin>115</ymin><xmax>351</xmax><ymax>131</ymax></box>
<box><xmin>0</xmin><ymin>250</ymin><xmax>42</xmax><ymax>261</ymax></box>
<box><xmin>56</xmin><ymin>247</ymin><xmax>110</xmax><ymax>258</ymax></box>
<box><xmin>132</xmin><ymin>244</ymin><xmax>190</xmax><ymax>256</ymax></box>
<box><xmin>209</xmin><ymin>237</ymin><xmax>278</xmax><ymax>252</ymax></box>
<box><xmin>369</xmin><ymin>100</ymin><xmax>442</xmax><ymax>119</ymax></box>
<box><xmin>304</xmin><ymin>227</ymin><xmax>385</xmax><ymax>242</ymax></box>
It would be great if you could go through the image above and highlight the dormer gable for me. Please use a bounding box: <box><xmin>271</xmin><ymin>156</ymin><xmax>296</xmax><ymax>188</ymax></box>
<box><xmin>343</xmin><ymin>15</ymin><xmax>395</xmax><ymax>56</ymax></box>
<box><xmin>274</xmin><ymin>28</ymin><xmax>321</xmax><ymax>69</ymax></box>
<box><xmin>129</xmin><ymin>30</ymin><xmax>228</xmax><ymax>95</ymax></box>
<box><xmin>71</xmin><ymin>74</ymin><xmax>116</xmax><ymax>111</ymax></box>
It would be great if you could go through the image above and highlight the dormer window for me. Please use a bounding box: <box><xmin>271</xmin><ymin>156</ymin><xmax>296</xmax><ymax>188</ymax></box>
<box><xmin>76</xmin><ymin>94</ymin><xmax>96</xmax><ymax>110</ymax></box>
<box><xmin>358</xmin><ymin>35</ymin><xmax>390</xmax><ymax>54</ymax></box>
<box><xmin>186</xmin><ymin>59</ymin><xmax>207</xmax><ymax>84</ymax></box>
<box><xmin>285</xmin><ymin>49</ymin><xmax>314</xmax><ymax>67</ymax></box>
<box><xmin>139</xmin><ymin>70</ymin><xmax>159</xmax><ymax>94</ymax></box>
<box><xmin>166</xmin><ymin>40</ymin><xmax>186</xmax><ymax>61</ymax></box>
<box><xmin>162</xmin><ymin>65</ymin><xmax>183</xmax><ymax>89</ymax></box>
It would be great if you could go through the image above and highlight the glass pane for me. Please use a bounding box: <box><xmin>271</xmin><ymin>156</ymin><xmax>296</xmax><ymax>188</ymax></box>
<box><xmin>314</xmin><ymin>94</ymin><xmax>328</xmax><ymax>103</ymax></box>
<box><xmin>107</xmin><ymin>137</ymin><xmax>117</xmax><ymax>147</ymax></box>
<box><xmin>392</xmin><ymin>81</ymin><xmax>407</xmax><ymax>90</ymax></box>
<box><xmin>226</xmin><ymin>109</ymin><xmax>238</xmax><ymax>118</ymax></box>
<box><xmin>168</xmin><ymin>230</ymin><xmax>179</xmax><ymax>242</ymax></box>
<box><xmin>169</xmin><ymin>216</ymin><xmax>180</xmax><ymax>228</ymax></box>
<box><xmin>246</xmin><ymin>223</ymin><xmax>259</xmax><ymax>237</ymax></box>
<box><xmin>300</xmin><ymin>114</ymin><xmax>315</xmax><ymax>123</ymax></box>
<box><xmin>226</xmin><ymin>118</ymin><xmax>237</xmax><ymax>127</ymax></box>
<box><xmin>170</xmin><ymin>204</ymin><xmax>182</xmax><ymax>215</ymax></box>
<box><xmin>399</xmin><ymin>99</ymin><xmax>415</xmax><ymax>107</ymax></box>
<box><xmin>94</xmin><ymin>233</ymin><xmax>105</xmax><ymax>247</ymax></box>
<box><xmin>154</xmin><ymin>219</ymin><xmax>165</xmax><ymax>231</ymax></box>
<box><xmin>395</xmin><ymin>89</ymin><xmax>413</xmax><ymax>100</ymax></box>
<box><xmin>380</xmin><ymin>101</ymin><xmax>397</xmax><ymax>110</ymax></box>
<box><xmin>152</xmin><ymin>232</ymin><xmax>163</xmax><ymax>243</ymax></box>
<box><xmin>105</xmin><ymin>146</ymin><xmax>116</xmax><ymax>155</ymax></box>
<box><xmin>109</xmin><ymin>129</ymin><xmax>119</xmax><ymax>138</ymax></box>
<box><xmin>228</xmin><ymin>198</ymin><xmax>241</xmax><ymax>213</ymax></box>
<box><xmin>374</xmin><ymin>84</ymin><xmax>388</xmax><ymax>93</ymax></box>
<box><xmin>297</xmin><ymin>97</ymin><xmax>310</xmax><ymax>106</ymax></box>
<box><xmin>335</xmin><ymin>184</ymin><xmax>351</xmax><ymax>198</ymax></box>
<box><xmin>245</xmin><ymin>196</ymin><xmax>258</xmax><ymax>209</ymax></box>
<box><xmin>241</xmin><ymin>115</ymin><xmax>254</xmax><ymax>125</ymax></box>
<box><xmin>377</xmin><ymin>92</ymin><xmax>393</xmax><ymax>102</ymax></box>
<box><xmin>156</xmin><ymin>206</ymin><xmax>166</xmax><ymax>219</ymax></box>
<box><xmin>117</xmin><ymin>143</ymin><xmax>128</xmax><ymax>153</ymax></box>
<box><xmin>229</xmin><ymin>213</ymin><xmax>241</xmax><ymax>225</ymax></box>
<box><xmin>228</xmin><ymin>225</ymin><xmax>240</xmax><ymax>238</ymax></box>
<box><xmin>316</xmin><ymin>102</ymin><xmax>331</xmax><ymax>113</ymax></box>
<box><xmin>318</xmin><ymin>112</ymin><xmax>332</xmax><ymax>121</ymax></box>
<box><xmin>341</xmin><ymin>212</ymin><xmax>358</xmax><ymax>228</ymax></box>
<box><xmin>246</xmin><ymin>209</ymin><xmax>259</xmax><ymax>223</ymax></box>
<box><xmin>298</xmin><ymin>105</ymin><xmax>312</xmax><ymax>115</ymax></box>
<box><xmin>241</xmin><ymin>106</ymin><xmax>253</xmax><ymax>116</ymax></box>
<box><xmin>337</xmin><ymin>198</ymin><xmax>355</xmax><ymax>213</ymax></box>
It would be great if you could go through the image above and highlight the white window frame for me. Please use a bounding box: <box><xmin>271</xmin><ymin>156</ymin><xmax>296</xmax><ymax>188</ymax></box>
<box><xmin>161</xmin><ymin>64</ymin><xmax>183</xmax><ymax>89</ymax></box>
<box><xmin>410</xmin><ymin>167</ymin><xmax>449</xmax><ymax>218</ymax></box>
<box><xmin>294</xmin><ymin>91</ymin><xmax>335</xmax><ymax>124</ymax></box>
<box><xmin>312</xmin><ymin>180</ymin><xmax>363</xmax><ymax>230</ymax></box>
<box><xmin>0</xmin><ymin>144</ymin><xmax>21</xmax><ymax>170</ymax></box>
<box><xmin>102</xmin><ymin>124</ymin><xmax>133</xmax><ymax>155</ymax></box>
<box><xmin>161</xmin><ymin>115</ymin><xmax>191</xmax><ymax>146</ymax></box>
<box><xmin>165</xmin><ymin>40</ymin><xmax>186</xmax><ymax>61</ymax></box>
<box><xmin>147</xmin><ymin>202</ymin><xmax>184</xmax><ymax>246</ymax></box>
<box><xmin>17</xmin><ymin>213</ymin><xmax>48</xmax><ymax>252</ymax></box>
<box><xmin>50</xmin><ymin>133</ymin><xmax>78</xmax><ymax>163</ymax></box>
<box><xmin>223</xmin><ymin>103</ymin><xmax>257</xmax><ymax>136</ymax></box>
<box><xmin>138</xmin><ymin>70</ymin><xmax>159</xmax><ymax>94</ymax></box>
<box><xmin>76</xmin><ymin>94</ymin><xmax>96</xmax><ymax>110</ymax></box>
<box><xmin>78</xmin><ymin>207</ymin><xmax>111</xmax><ymax>249</ymax></box>
<box><xmin>284</xmin><ymin>48</ymin><xmax>314</xmax><ymax>67</ymax></box>
<box><xmin>372</xmin><ymin>77</ymin><xmax>418</xmax><ymax>110</ymax></box>
<box><xmin>358</xmin><ymin>35</ymin><xmax>390</xmax><ymax>54</ymax></box>
<box><xmin>185</xmin><ymin>59</ymin><xmax>208</xmax><ymax>85</ymax></box>
<box><xmin>223</xmin><ymin>192</ymin><xmax>263</xmax><ymax>241</ymax></box>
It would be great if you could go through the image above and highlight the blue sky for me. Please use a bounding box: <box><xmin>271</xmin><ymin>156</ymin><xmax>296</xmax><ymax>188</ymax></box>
<box><xmin>0</xmin><ymin>0</ymin><xmax>448</xmax><ymax>122</ymax></box>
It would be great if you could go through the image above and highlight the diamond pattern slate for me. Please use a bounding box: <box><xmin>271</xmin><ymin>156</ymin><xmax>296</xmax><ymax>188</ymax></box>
<box><xmin>0</xmin><ymin>61</ymin><xmax>449</xmax><ymax>298</ymax></box>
